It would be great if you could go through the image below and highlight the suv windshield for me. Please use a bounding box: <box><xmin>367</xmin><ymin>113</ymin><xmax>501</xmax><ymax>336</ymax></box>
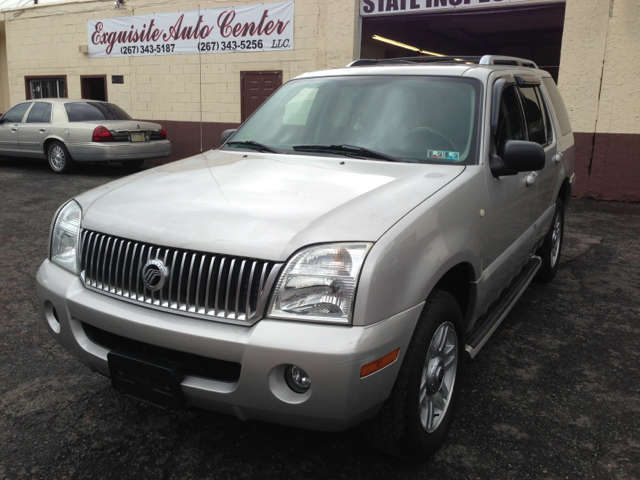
<box><xmin>65</xmin><ymin>102</ymin><xmax>133</xmax><ymax>122</ymax></box>
<box><xmin>225</xmin><ymin>75</ymin><xmax>481</xmax><ymax>164</ymax></box>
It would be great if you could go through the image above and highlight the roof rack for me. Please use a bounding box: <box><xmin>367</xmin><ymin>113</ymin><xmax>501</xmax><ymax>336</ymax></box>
<box><xmin>347</xmin><ymin>55</ymin><xmax>538</xmax><ymax>69</ymax></box>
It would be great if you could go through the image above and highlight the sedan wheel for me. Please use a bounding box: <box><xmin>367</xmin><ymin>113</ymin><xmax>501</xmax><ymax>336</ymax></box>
<box><xmin>48</xmin><ymin>142</ymin><xmax>75</xmax><ymax>174</ymax></box>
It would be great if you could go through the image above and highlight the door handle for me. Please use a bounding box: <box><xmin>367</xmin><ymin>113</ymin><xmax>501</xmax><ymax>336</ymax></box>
<box><xmin>525</xmin><ymin>172</ymin><xmax>538</xmax><ymax>187</ymax></box>
<box><xmin>553</xmin><ymin>152</ymin><xmax>563</xmax><ymax>164</ymax></box>
<box><xmin>39</xmin><ymin>128</ymin><xmax>46</xmax><ymax>132</ymax></box>
<box><xmin>11</xmin><ymin>127</ymin><xmax>18</xmax><ymax>131</ymax></box>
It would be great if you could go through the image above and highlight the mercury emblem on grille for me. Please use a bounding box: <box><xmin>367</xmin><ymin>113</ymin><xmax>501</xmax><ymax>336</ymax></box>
<box><xmin>142</xmin><ymin>259</ymin><xmax>168</xmax><ymax>291</ymax></box>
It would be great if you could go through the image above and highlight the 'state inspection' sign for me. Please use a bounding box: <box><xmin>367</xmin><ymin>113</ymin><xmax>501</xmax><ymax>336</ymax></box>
<box><xmin>88</xmin><ymin>1</ymin><xmax>294</xmax><ymax>57</ymax></box>
<box><xmin>360</xmin><ymin>0</ymin><xmax>565</xmax><ymax>16</ymax></box>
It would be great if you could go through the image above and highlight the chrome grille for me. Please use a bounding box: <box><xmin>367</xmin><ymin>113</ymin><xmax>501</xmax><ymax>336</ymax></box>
<box><xmin>79</xmin><ymin>229</ymin><xmax>280</xmax><ymax>322</ymax></box>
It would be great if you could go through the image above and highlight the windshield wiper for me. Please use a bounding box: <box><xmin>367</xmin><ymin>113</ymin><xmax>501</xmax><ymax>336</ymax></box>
<box><xmin>292</xmin><ymin>144</ymin><xmax>405</xmax><ymax>163</ymax></box>
<box><xmin>226</xmin><ymin>140</ymin><xmax>281</xmax><ymax>153</ymax></box>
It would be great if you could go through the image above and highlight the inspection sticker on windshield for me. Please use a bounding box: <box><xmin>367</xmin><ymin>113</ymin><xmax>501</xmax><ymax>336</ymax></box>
<box><xmin>428</xmin><ymin>150</ymin><xmax>460</xmax><ymax>161</ymax></box>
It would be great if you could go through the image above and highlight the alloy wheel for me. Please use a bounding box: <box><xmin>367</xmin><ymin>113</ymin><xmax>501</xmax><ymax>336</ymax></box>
<box><xmin>50</xmin><ymin>145</ymin><xmax>65</xmax><ymax>171</ymax></box>
<box><xmin>550</xmin><ymin>212</ymin><xmax>562</xmax><ymax>267</ymax></box>
<box><xmin>419</xmin><ymin>321</ymin><xmax>458</xmax><ymax>433</ymax></box>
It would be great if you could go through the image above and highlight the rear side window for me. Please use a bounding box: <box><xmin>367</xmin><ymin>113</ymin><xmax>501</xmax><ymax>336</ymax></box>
<box><xmin>520</xmin><ymin>87</ymin><xmax>549</xmax><ymax>146</ymax></box>
<box><xmin>2</xmin><ymin>103</ymin><xmax>31</xmax><ymax>123</ymax></box>
<box><xmin>26</xmin><ymin>102</ymin><xmax>52</xmax><ymax>123</ymax></box>
<box><xmin>542</xmin><ymin>78</ymin><xmax>572</xmax><ymax>136</ymax></box>
<box><xmin>495</xmin><ymin>86</ymin><xmax>524</xmax><ymax>153</ymax></box>
<box><xmin>64</xmin><ymin>102</ymin><xmax>133</xmax><ymax>122</ymax></box>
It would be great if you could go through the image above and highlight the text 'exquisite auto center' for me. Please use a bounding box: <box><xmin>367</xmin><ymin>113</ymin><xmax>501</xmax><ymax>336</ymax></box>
<box><xmin>1</xmin><ymin>0</ymin><xmax>638</xmax><ymax>200</ymax></box>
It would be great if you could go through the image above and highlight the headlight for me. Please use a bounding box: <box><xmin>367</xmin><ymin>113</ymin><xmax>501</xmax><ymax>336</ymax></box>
<box><xmin>50</xmin><ymin>200</ymin><xmax>82</xmax><ymax>274</ymax></box>
<box><xmin>268</xmin><ymin>243</ymin><xmax>372</xmax><ymax>324</ymax></box>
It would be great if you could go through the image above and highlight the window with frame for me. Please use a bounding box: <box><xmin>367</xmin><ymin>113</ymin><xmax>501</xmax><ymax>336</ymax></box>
<box><xmin>520</xmin><ymin>86</ymin><xmax>550</xmax><ymax>146</ymax></box>
<box><xmin>495</xmin><ymin>85</ymin><xmax>524</xmax><ymax>154</ymax></box>
<box><xmin>27</xmin><ymin>77</ymin><xmax>66</xmax><ymax>99</ymax></box>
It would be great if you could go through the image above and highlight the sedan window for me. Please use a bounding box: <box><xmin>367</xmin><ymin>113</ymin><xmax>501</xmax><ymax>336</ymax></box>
<box><xmin>26</xmin><ymin>103</ymin><xmax>52</xmax><ymax>123</ymax></box>
<box><xmin>64</xmin><ymin>102</ymin><xmax>133</xmax><ymax>122</ymax></box>
<box><xmin>2</xmin><ymin>103</ymin><xmax>32</xmax><ymax>123</ymax></box>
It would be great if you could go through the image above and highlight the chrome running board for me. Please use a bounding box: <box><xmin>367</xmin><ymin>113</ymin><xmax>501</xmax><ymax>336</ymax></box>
<box><xmin>465</xmin><ymin>256</ymin><xmax>542</xmax><ymax>359</ymax></box>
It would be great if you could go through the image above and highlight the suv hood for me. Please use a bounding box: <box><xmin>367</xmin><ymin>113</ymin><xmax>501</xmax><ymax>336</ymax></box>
<box><xmin>78</xmin><ymin>150</ymin><xmax>464</xmax><ymax>261</ymax></box>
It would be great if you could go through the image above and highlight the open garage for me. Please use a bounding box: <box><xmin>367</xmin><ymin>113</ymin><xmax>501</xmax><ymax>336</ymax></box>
<box><xmin>360</xmin><ymin>1</ymin><xmax>565</xmax><ymax>82</ymax></box>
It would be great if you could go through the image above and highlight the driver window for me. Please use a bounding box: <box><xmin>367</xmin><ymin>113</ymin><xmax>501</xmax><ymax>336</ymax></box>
<box><xmin>2</xmin><ymin>103</ymin><xmax>32</xmax><ymax>124</ymax></box>
<box><xmin>495</xmin><ymin>86</ymin><xmax>524</xmax><ymax>153</ymax></box>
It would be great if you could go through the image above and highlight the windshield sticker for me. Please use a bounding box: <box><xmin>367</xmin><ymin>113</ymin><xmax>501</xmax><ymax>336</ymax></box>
<box><xmin>428</xmin><ymin>150</ymin><xmax>460</xmax><ymax>161</ymax></box>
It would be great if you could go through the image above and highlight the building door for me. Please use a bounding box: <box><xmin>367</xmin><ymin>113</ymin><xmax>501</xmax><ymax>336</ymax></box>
<box><xmin>81</xmin><ymin>75</ymin><xmax>107</xmax><ymax>101</ymax></box>
<box><xmin>241</xmin><ymin>71</ymin><xmax>282</xmax><ymax>122</ymax></box>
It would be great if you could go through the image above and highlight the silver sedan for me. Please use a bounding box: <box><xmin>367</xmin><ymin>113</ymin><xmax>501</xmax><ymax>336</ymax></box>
<box><xmin>0</xmin><ymin>98</ymin><xmax>171</xmax><ymax>173</ymax></box>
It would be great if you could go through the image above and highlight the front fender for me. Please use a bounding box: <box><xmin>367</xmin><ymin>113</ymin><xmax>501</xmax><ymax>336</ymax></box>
<box><xmin>353</xmin><ymin>166</ymin><xmax>486</xmax><ymax>327</ymax></box>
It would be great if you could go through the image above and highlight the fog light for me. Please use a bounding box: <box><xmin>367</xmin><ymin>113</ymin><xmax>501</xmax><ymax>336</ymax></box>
<box><xmin>44</xmin><ymin>301</ymin><xmax>61</xmax><ymax>334</ymax></box>
<box><xmin>284</xmin><ymin>365</ymin><xmax>311</xmax><ymax>393</ymax></box>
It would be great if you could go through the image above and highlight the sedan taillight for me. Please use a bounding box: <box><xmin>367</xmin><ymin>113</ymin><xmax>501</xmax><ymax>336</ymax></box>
<box><xmin>92</xmin><ymin>126</ymin><xmax>115</xmax><ymax>142</ymax></box>
<box><xmin>160</xmin><ymin>126</ymin><xmax>167</xmax><ymax>140</ymax></box>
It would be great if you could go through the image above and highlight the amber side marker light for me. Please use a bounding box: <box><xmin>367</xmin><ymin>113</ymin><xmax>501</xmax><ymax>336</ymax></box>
<box><xmin>360</xmin><ymin>348</ymin><xmax>401</xmax><ymax>378</ymax></box>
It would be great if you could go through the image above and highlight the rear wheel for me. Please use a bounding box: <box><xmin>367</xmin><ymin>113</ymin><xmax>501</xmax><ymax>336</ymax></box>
<box><xmin>536</xmin><ymin>197</ymin><xmax>564</xmax><ymax>282</ymax></box>
<box><xmin>48</xmin><ymin>141</ymin><xmax>75</xmax><ymax>174</ymax></box>
<box><xmin>121</xmin><ymin>159</ymin><xmax>145</xmax><ymax>170</ymax></box>
<box><xmin>366</xmin><ymin>290</ymin><xmax>464</xmax><ymax>461</ymax></box>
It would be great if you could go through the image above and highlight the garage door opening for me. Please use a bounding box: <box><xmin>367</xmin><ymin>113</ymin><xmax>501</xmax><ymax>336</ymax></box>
<box><xmin>360</xmin><ymin>3</ymin><xmax>566</xmax><ymax>82</ymax></box>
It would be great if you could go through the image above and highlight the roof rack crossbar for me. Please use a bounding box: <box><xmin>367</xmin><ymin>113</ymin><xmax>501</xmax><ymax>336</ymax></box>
<box><xmin>347</xmin><ymin>55</ymin><xmax>538</xmax><ymax>69</ymax></box>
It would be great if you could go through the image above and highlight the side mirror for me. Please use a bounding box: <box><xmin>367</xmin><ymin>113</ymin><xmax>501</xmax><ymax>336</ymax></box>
<box><xmin>490</xmin><ymin>140</ymin><xmax>545</xmax><ymax>178</ymax></box>
<box><xmin>220</xmin><ymin>129</ymin><xmax>236</xmax><ymax>146</ymax></box>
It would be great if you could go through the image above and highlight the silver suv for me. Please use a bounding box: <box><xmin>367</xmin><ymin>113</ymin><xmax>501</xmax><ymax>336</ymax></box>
<box><xmin>37</xmin><ymin>55</ymin><xmax>575</xmax><ymax>460</ymax></box>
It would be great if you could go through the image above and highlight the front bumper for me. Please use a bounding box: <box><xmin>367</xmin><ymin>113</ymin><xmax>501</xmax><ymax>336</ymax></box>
<box><xmin>66</xmin><ymin>140</ymin><xmax>171</xmax><ymax>162</ymax></box>
<box><xmin>36</xmin><ymin>260</ymin><xmax>422</xmax><ymax>431</ymax></box>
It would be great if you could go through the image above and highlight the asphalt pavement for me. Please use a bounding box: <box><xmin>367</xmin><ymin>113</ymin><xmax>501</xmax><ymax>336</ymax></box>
<box><xmin>1</xmin><ymin>157</ymin><xmax>639</xmax><ymax>480</ymax></box>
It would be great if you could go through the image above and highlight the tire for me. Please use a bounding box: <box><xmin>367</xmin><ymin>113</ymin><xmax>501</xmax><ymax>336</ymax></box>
<box><xmin>535</xmin><ymin>197</ymin><xmax>564</xmax><ymax>282</ymax></box>
<box><xmin>366</xmin><ymin>290</ymin><xmax>465</xmax><ymax>462</ymax></box>
<box><xmin>122</xmin><ymin>159</ymin><xmax>145</xmax><ymax>170</ymax></box>
<box><xmin>47</xmin><ymin>141</ymin><xmax>75</xmax><ymax>174</ymax></box>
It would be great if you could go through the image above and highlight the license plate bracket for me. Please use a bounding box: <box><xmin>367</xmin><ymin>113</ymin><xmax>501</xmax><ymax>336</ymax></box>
<box><xmin>130</xmin><ymin>132</ymin><xmax>146</xmax><ymax>142</ymax></box>
<box><xmin>108</xmin><ymin>349</ymin><xmax>185</xmax><ymax>411</ymax></box>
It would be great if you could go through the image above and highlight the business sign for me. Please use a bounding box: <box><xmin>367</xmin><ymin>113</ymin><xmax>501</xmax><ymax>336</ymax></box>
<box><xmin>88</xmin><ymin>1</ymin><xmax>294</xmax><ymax>57</ymax></box>
<box><xmin>360</xmin><ymin>0</ymin><xmax>565</xmax><ymax>16</ymax></box>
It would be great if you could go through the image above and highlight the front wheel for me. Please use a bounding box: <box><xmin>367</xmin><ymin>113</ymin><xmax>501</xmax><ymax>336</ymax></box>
<box><xmin>366</xmin><ymin>290</ymin><xmax>464</xmax><ymax>461</ymax></box>
<box><xmin>535</xmin><ymin>197</ymin><xmax>564</xmax><ymax>282</ymax></box>
<box><xmin>48</xmin><ymin>141</ymin><xmax>75</xmax><ymax>174</ymax></box>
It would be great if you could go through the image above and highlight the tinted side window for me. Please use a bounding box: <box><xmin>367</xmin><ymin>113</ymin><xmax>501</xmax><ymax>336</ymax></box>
<box><xmin>496</xmin><ymin>86</ymin><xmax>524</xmax><ymax>153</ymax></box>
<box><xmin>3</xmin><ymin>103</ymin><xmax>32</xmax><ymax>123</ymax></box>
<box><xmin>536</xmin><ymin>88</ymin><xmax>554</xmax><ymax>143</ymax></box>
<box><xmin>542</xmin><ymin>77</ymin><xmax>572</xmax><ymax>136</ymax></box>
<box><xmin>26</xmin><ymin>103</ymin><xmax>52</xmax><ymax>123</ymax></box>
<box><xmin>520</xmin><ymin>87</ymin><xmax>547</xmax><ymax>145</ymax></box>
<box><xmin>64</xmin><ymin>102</ymin><xmax>133</xmax><ymax>122</ymax></box>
